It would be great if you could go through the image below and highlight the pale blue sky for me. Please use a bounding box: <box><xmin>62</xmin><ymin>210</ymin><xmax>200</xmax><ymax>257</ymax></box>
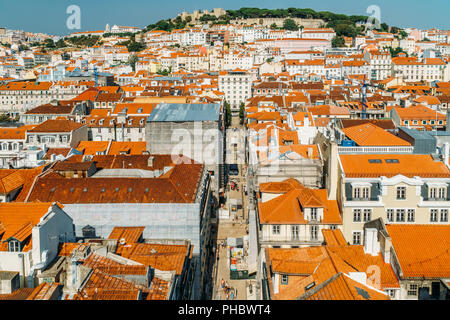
<box><xmin>0</xmin><ymin>0</ymin><xmax>449</xmax><ymax>35</ymax></box>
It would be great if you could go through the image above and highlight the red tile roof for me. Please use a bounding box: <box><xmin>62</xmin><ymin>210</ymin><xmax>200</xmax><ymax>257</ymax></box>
<box><xmin>28</xmin><ymin>119</ymin><xmax>85</xmax><ymax>133</ymax></box>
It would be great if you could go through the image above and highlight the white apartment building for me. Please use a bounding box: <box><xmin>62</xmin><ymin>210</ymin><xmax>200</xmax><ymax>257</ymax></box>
<box><xmin>219</xmin><ymin>69</ymin><xmax>252</xmax><ymax>112</ymax></box>
<box><xmin>364</xmin><ymin>49</ymin><xmax>392</xmax><ymax>80</ymax></box>
<box><xmin>336</xmin><ymin>153</ymin><xmax>450</xmax><ymax>244</ymax></box>
<box><xmin>392</xmin><ymin>56</ymin><xmax>446</xmax><ymax>82</ymax></box>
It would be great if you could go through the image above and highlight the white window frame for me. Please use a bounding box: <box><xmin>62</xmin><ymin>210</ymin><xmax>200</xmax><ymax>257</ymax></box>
<box><xmin>396</xmin><ymin>186</ymin><xmax>406</xmax><ymax>200</ymax></box>
<box><xmin>272</xmin><ymin>225</ymin><xmax>280</xmax><ymax>235</ymax></box>
<box><xmin>407</xmin><ymin>209</ymin><xmax>415</xmax><ymax>222</ymax></box>
<box><xmin>353</xmin><ymin>209</ymin><xmax>361</xmax><ymax>222</ymax></box>
<box><xmin>430</xmin><ymin>209</ymin><xmax>439</xmax><ymax>222</ymax></box>
<box><xmin>440</xmin><ymin>209</ymin><xmax>448</xmax><ymax>222</ymax></box>
<box><xmin>352</xmin><ymin>231</ymin><xmax>361</xmax><ymax>245</ymax></box>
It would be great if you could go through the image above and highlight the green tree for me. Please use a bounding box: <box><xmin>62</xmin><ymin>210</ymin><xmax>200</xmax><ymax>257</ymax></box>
<box><xmin>18</xmin><ymin>44</ymin><xmax>29</xmax><ymax>51</ymax></box>
<box><xmin>387</xmin><ymin>46</ymin><xmax>408</xmax><ymax>57</ymax></box>
<box><xmin>224</xmin><ymin>101</ymin><xmax>232</xmax><ymax>128</ymax></box>
<box><xmin>239</xmin><ymin>103</ymin><xmax>245</xmax><ymax>125</ymax></box>
<box><xmin>55</xmin><ymin>39</ymin><xmax>66</xmax><ymax>48</ymax></box>
<box><xmin>380</xmin><ymin>23</ymin><xmax>389</xmax><ymax>32</ymax></box>
<box><xmin>270</xmin><ymin>23</ymin><xmax>278</xmax><ymax>30</ymax></box>
<box><xmin>44</xmin><ymin>38</ymin><xmax>55</xmax><ymax>48</ymax></box>
<box><xmin>157</xmin><ymin>66</ymin><xmax>172</xmax><ymax>76</ymax></box>
<box><xmin>0</xmin><ymin>113</ymin><xmax>11</xmax><ymax>122</ymax></box>
<box><xmin>331</xmin><ymin>36</ymin><xmax>345</xmax><ymax>48</ymax></box>
<box><xmin>127</xmin><ymin>41</ymin><xmax>146</xmax><ymax>52</ymax></box>
<box><xmin>399</xmin><ymin>30</ymin><xmax>408</xmax><ymax>39</ymax></box>
<box><xmin>283</xmin><ymin>19</ymin><xmax>298</xmax><ymax>31</ymax></box>
<box><xmin>128</xmin><ymin>54</ymin><xmax>139</xmax><ymax>71</ymax></box>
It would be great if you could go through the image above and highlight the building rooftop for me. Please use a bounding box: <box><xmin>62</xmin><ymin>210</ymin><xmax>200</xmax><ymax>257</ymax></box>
<box><xmin>339</xmin><ymin>154</ymin><xmax>450</xmax><ymax>178</ymax></box>
<box><xmin>148</xmin><ymin>103</ymin><xmax>220</xmax><ymax>122</ymax></box>
<box><xmin>386</xmin><ymin>224</ymin><xmax>450</xmax><ymax>279</ymax></box>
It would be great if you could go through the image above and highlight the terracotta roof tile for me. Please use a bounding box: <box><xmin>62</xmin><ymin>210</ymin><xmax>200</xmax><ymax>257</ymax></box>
<box><xmin>339</xmin><ymin>154</ymin><xmax>450</xmax><ymax>178</ymax></box>
<box><xmin>28</xmin><ymin>119</ymin><xmax>85</xmax><ymax>133</ymax></box>
<box><xmin>342</xmin><ymin>123</ymin><xmax>411</xmax><ymax>146</ymax></box>
<box><xmin>387</xmin><ymin>224</ymin><xmax>450</xmax><ymax>278</ymax></box>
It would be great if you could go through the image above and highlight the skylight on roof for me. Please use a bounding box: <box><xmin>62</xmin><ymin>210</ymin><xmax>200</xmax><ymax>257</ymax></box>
<box><xmin>368</xmin><ymin>159</ymin><xmax>382</xmax><ymax>163</ymax></box>
<box><xmin>385</xmin><ymin>159</ymin><xmax>399</xmax><ymax>163</ymax></box>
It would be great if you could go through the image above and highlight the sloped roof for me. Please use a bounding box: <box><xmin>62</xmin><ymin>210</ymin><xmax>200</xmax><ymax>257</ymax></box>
<box><xmin>387</xmin><ymin>224</ymin><xmax>450</xmax><ymax>278</ymax></box>
<box><xmin>115</xmin><ymin>242</ymin><xmax>189</xmax><ymax>275</ymax></box>
<box><xmin>108</xmin><ymin>226</ymin><xmax>145</xmax><ymax>244</ymax></box>
<box><xmin>258</xmin><ymin>187</ymin><xmax>341</xmax><ymax>225</ymax></box>
<box><xmin>0</xmin><ymin>203</ymin><xmax>56</xmax><ymax>251</ymax></box>
<box><xmin>341</xmin><ymin>123</ymin><xmax>411</xmax><ymax>146</ymax></box>
<box><xmin>339</xmin><ymin>154</ymin><xmax>450</xmax><ymax>178</ymax></box>
<box><xmin>25</xmin><ymin>163</ymin><xmax>203</xmax><ymax>204</ymax></box>
<box><xmin>300</xmin><ymin>273</ymin><xmax>389</xmax><ymax>300</ymax></box>
<box><xmin>28</xmin><ymin>119</ymin><xmax>84</xmax><ymax>133</ymax></box>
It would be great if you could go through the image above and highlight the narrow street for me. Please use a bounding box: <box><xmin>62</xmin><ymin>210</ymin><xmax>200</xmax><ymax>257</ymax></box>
<box><xmin>211</xmin><ymin>116</ymin><xmax>252</xmax><ymax>300</ymax></box>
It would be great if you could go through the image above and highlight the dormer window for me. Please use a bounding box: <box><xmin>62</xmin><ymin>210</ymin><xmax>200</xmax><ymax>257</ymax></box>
<box><xmin>353</xmin><ymin>186</ymin><xmax>369</xmax><ymax>200</ymax></box>
<box><xmin>8</xmin><ymin>240</ymin><xmax>20</xmax><ymax>252</ymax></box>
<box><xmin>429</xmin><ymin>186</ymin><xmax>446</xmax><ymax>200</ymax></box>
<box><xmin>310</xmin><ymin>208</ymin><xmax>318</xmax><ymax>221</ymax></box>
<box><xmin>128</xmin><ymin>119</ymin><xmax>133</xmax><ymax>125</ymax></box>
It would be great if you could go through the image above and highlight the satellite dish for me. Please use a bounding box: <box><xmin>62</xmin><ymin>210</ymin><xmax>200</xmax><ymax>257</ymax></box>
<box><xmin>119</xmin><ymin>238</ymin><xmax>126</xmax><ymax>245</ymax></box>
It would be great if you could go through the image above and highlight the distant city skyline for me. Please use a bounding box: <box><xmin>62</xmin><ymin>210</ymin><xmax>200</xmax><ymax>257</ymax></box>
<box><xmin>1</xmin><ymin>0</ymin><xmax>449</xmax><ymax>36</ymax></box>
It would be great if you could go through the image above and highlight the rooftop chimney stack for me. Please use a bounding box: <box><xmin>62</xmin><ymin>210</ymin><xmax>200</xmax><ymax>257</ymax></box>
<box><xmin>148</xmin><ymin>156</ymin><xmax>154</xmax><ymax>167</ymax></box>
<box><xmin>364</xmin><ymin>228</ymin><xmax>380</xmax><ymax>256</ymax></box>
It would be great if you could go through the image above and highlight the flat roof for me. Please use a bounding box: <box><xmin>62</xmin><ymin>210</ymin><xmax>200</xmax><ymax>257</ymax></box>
<box><xmin>398</xmin><ymin>126</ymin><xmax>436</xmax><ymax>141</ymax></box>
<box><xmin>148</xmin><ymin>103</ymin><xmax>220</xmax><ymax>122</ymax></box>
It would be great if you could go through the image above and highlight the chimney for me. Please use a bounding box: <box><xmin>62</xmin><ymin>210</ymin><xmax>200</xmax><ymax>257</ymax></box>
<box><xmin>327</xmin><ymin>143</ymin><xmax>338</xmax><ymax>200</ymax></box>
<box><xmin>364</xmin><ymin>228</ymin><xmax>380</xmax><ymax>256</ymax></box>
<box><xmin>148</xmin><ymin>156</ymin><xmax>154</xmax><ymax>167</ymax></box>
<box><xmin>446</xmin><ymin>110</ymin><xmax>450</xmax><ymax>132</ymax></box>
<box><xmin>307</xmin><ymin>147</ymin><xmax>313</xmax><ymax>158</ymax></box>
<box><xmin>444</xmin><ymin>142</ymin><xmax>450</xmax><ymax>168</ymax></box>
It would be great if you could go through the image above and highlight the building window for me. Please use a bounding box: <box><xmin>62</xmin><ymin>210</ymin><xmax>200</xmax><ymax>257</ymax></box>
<box><xmin>272</xmin><ymin>225</ymin><xmax>280</xmax><ymax>235</ymax></box>
<box><xmin>353</xmin><ymin>187</ymin><xmax>360</xmax><ymax>199</ymax></box>
<box><xmin>430</xmin><ymin>187</ymin><xmax>446</xmax><ymax>200</ymax></box>
<box><xmin>407</xmin><ymin>209</ymin><xmax>415</xmax><ymax>222</ymax></box>
<box><xmin>430</xmin><ymin>209</ymin><xmax>439</xmax><ymax>222</ymax></box>
<box><xmin>408</xmin><ymin>284</ymin><xmax>418</xmax><ymax>296</ymax></box>
<box><xmin>310</xmin><ymin>225</ymin><xmax>318</xmax><ymax>241</ymax></box>
<box><xmin>396</xmin><ymin>209</ymin><xmax>405</xmax><ymax>222</ymax></box>
<box><xmin>438</xmin><ymin>188</ymin><xmax>446</xmax><ymax>199</ymax></box>
<box><xmin>387</xmin><ymin>209</ymin><xmax>394</xmax><ymax>222</ymax></box>
<box><xmin>352</xmin><ymin>232</ymin><xmax>361</xmax><ymax>245</ymax></box>
<box><xmin>8</xmin><ymin>240</ymin><xmax>20</xmax><ymax>252</ymax></box>
<box><xmin>441</xmin><ymin>209</ymin><xmax>448</xmax><ymax>222</ymax></box>
<box><xmin>329</xmin><ymin>225</ymin><xmax>337</xmax><ymax>230</ymax></box>
<box><xmin>353</xmin><ymin>209</ymin><xmax>361</xmax><ymax>222</ymax></box>
<box><xmin>363</xmin><ymin>209</ymin><xmax>372</xmax><ymax>222</ymax></box>
<box><xmin>310</xmin><ymin>208</ymin><xmax>318</xmax><ymax>221</ymax></box>
<box><xmin>291</xmin><ymin>225</ymin><xmax>299</xmax><ymax>240</ymax></box>
<box><xmin>361</xmin><ymin>187</ymin><xmax>369</xmax><ymax>200</ymax></box>
<box><xmin>396</xmin><ymin>186</ymin><xmax>406</xmax><ymax>200</ymax></box>
<box><xmin>281</xmin><ymin>275</ymin><xmax>288</xmax><ymax>285</ymax></box>
<box><xmin>387</xmin><ymin>289</ymin><xmax>395</xmax><ymax>298</ymax></box>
